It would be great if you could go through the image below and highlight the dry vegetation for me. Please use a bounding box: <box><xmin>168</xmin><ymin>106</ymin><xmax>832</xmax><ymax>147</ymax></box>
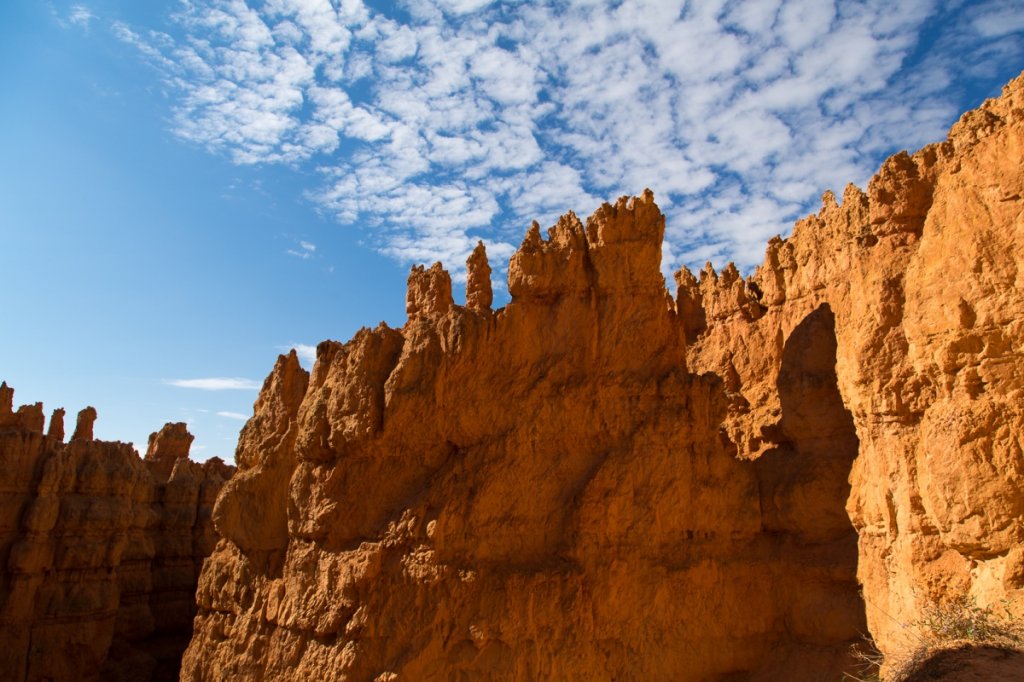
<box><xmin>847</xmin><ymin>595</ymin><xmax>1024</xmax><ymax>681</ymax></box>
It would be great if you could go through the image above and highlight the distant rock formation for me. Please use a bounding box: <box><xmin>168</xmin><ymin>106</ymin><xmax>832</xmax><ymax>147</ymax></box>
<box><xmin>0</xmin><ymin>387</ymin><xmax>234</xmax><ymax>682</ymax></box>
<box><xmin>180</xmin><ymin>70</ymin><xmax>1024</xmax><ymax>681</ymax></box>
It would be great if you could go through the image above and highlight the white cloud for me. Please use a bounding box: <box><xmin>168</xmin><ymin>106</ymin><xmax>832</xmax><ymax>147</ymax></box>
<box><xmin>53</xmin><ymin>3</ymin><xmax>97</xmax><ymax>30</ymax></box>
<box><xmin>971</xmin><ymin>1</ymin><xmax>1024</xmax><ymax>38</ymax></box>
<box><xmin>286</xmin><ymin>239</ymin><xmax>317</xmax><ymax>259</ymax></box>
<box><xmin>165</xmin><ymin>377</ymin><xmax>260</xmax><ymax>390</ymax></box>
<box><xmin>69</xmin><ymin>5</ymin><xmax>96</xmax><ymax>28</ymax></box>
<box><xmin>115</xmin><ymin>0</ymin><xmax>1024</xmax><ymax>282</ymax></box>
<box><xmin>216</xmin><ymin>411</ymin><xmax>250</xmax><ymax>420</ymax></box>
<box><xmin>433</xmin><ymin>0</ymin><xmax>493</xmax><ymax>16</ymax></box>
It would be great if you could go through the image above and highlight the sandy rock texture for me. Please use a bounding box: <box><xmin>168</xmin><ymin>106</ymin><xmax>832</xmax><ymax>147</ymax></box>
<box><xmin>0</xmin><ymin>387</ymin><xmax>234</xmax><ymax>682</ymax></box>
<box><xmin>183</xmin><ymin>72</ymin><xmax>1024</xmax><ymax>681</ymax></box>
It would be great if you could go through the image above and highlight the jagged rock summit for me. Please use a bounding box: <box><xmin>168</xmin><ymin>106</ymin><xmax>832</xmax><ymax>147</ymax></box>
<box><xmin>181</xmin><ymin>71</ymin><xmax>1024</xmax><ymax>681</ymax></box>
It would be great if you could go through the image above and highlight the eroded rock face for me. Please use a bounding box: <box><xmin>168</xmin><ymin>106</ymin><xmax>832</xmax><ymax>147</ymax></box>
<box><xmin>180</xmin><ymin>189</ymin><xmax>857</xmax><ymax>681</ymax></box>
<box><xmin>0</xmin><ymin>388</ymin><xmax>234</xmax><ymax>682</ymax></box>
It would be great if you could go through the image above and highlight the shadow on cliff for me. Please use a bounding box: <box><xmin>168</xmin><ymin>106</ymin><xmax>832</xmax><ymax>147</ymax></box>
<box><xmin>752</xmin><ymin>303</ymin><xmax>870</xmax><ymax>676</ymax></box>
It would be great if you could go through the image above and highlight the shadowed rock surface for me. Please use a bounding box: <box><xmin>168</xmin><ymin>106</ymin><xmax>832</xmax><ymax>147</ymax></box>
<box><xmin>0</xmin><ymin>392</ymin><xmax>234</xmax><ymax>682</ymax></box>
<box><xmin>899</xmin><ymin>645</ymin><xmax>1024</xmax><ymax>681</ymax></box>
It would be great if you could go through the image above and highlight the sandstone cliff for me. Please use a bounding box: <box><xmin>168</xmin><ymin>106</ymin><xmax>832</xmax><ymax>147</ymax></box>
<box><xmin>0</xmin><ymin>387</ymin><xmax>234</xmax><ymax>682</ymax></box>
<box><xmin>180</xmin><ymin>71</ymin><xmax>1024</xmax><ymax>681</ymax></box>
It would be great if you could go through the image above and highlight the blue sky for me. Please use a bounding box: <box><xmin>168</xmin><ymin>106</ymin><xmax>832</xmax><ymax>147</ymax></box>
<box><xmin>2</xmin><ymin>0</ymin><xmax>1022</xmax><ymax>461</ymax></box>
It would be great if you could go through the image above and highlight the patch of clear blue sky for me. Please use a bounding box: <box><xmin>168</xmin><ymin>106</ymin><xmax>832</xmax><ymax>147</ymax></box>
<box><xmin>0</xmin><ymin>1</ymin><xmax>1021</xmax><ymax>460</ymax></box>
<box><xmin>0</xmin><ymin>1</ymin><xmax>408</xmax><ymax>459</ymax></box>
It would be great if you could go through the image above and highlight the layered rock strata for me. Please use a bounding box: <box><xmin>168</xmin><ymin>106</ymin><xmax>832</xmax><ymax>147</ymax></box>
<box><xmin>182</xmin><ymin>72</ymin><xmax>1024</xmax><ymax>681</ymax></box>
<box><xmin>0</xmin><ymin>388</ymin><xmax>234</xmax><ymax>682</ymax></box>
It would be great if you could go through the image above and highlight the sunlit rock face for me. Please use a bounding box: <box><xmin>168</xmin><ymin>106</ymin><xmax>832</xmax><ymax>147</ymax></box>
<box><xmin>164</xmin><ymin>71</ymin><xmax>1022</xmax><ymax>681</ymax></box>
<box><xmin>0</xmin><ymin>395</ymin><xmax>233</xmax><ymax>682</ymax></box>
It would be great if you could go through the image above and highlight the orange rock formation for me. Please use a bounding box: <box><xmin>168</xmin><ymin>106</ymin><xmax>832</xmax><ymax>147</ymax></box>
<box><xmin>181</xmin><ymin>72</ymin><xmax>1024</xmax><ymax>681</ymax></box>
<box><xmin>0</xmin><ymin>387</ymin><xmax>233</xmax><ymax>682</ymax></box>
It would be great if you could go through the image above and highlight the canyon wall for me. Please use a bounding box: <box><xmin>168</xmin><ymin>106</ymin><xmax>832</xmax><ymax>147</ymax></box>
<box><xmin>181</xmin><ymin>72</ymin><xmax>1024</xmax><ymax>681</ymax></box>
<box><xmin>0</xmin><ymin>387</ymin><xmax>234</xmax><ymax>682</ymax></box>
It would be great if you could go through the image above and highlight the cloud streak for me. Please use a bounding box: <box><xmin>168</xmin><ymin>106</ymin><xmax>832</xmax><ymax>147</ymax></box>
<box><xmin>286</xmin><ymin>239</ymin><xmax>317</xmax><ymax>259</ymax></box>
<box><xmin>165</xmin><ymin>377</ymin><xmax>260</xmax><ymax>390</ymax></box>
<box><xmin>216</xmin><ymin>411</ymin><xmax>250</xmax><ymax>420</ymax></box>
<box><xmin>116</xmin><ymin>0</ymin><xmax>1024</xmax><ymax>280</ymax></box>
<box><xmin>52</xmin><ymin>3</ymin><xmax>97</xmax><ymax>30</ymax></box>
<box><xmin>69</xmin><ymin>5</ymin><xmax>96</xmax><ymax>28</ymax></box>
